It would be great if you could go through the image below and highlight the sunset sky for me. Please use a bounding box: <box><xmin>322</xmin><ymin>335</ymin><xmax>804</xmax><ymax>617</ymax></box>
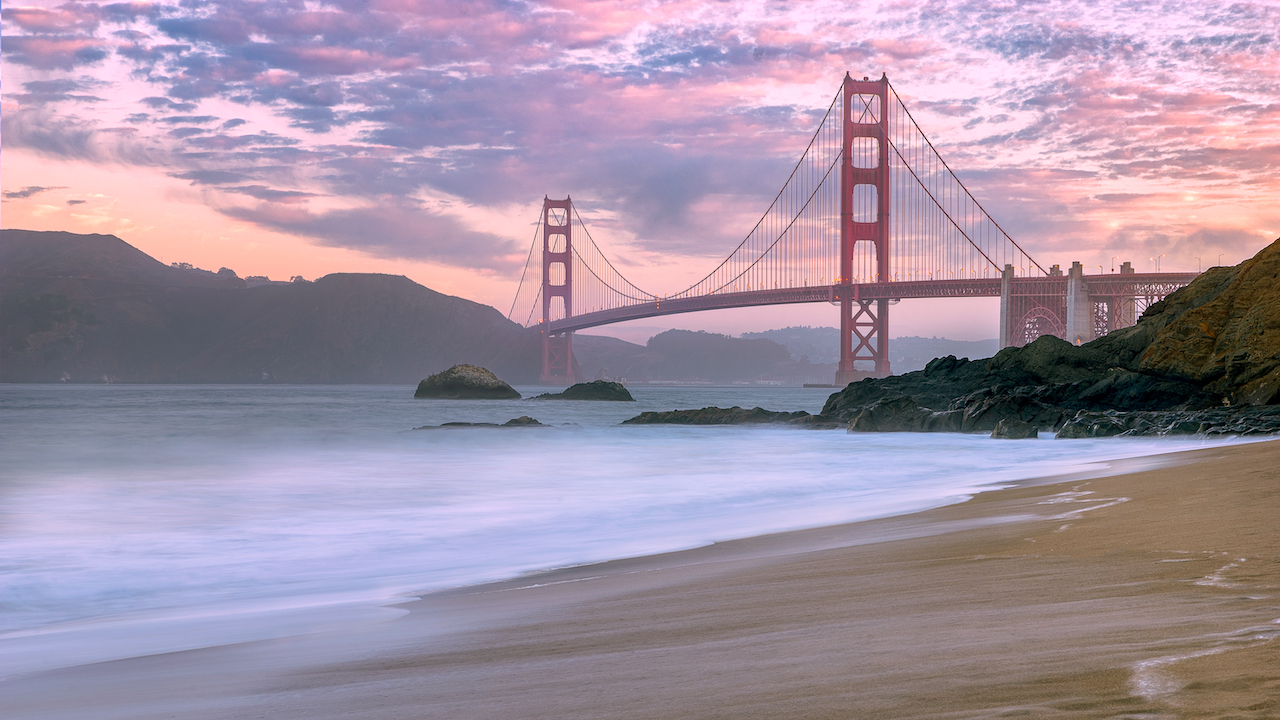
<box><xmin>4</xmin><ymin>0</ymin><xmax>1278</xmax><ymax>342</ymax></box>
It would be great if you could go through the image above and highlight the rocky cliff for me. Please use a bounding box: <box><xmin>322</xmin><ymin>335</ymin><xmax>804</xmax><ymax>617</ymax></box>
<box><xmin>822</xmin><ymin>238</ymin><xmax>1280</xmax><ymax>435</ymax></box>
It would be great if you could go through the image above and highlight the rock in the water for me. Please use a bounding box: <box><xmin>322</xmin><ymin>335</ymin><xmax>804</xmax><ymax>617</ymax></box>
<box><xmin>621</xmin><ymin>406</ymin><xmax>835</xmax><ymax>427</ymax></box>
<box><xmin>415</xmin><ymin>415</ymin><xmax>546</xmax><ymax>429</ymax></box>
<box><xmin>990</xmin><ymin>418</ymin><xmax>1038</xmax><ymax>439</ymax></box>
<box><xmin>414</xmin><ymin>364</ymin><xmax>521</xmax><ymax>399</ymax></box>
<box><xmin>533</xmin><ymin>380</ymin><xmax>634</xmax><ymax>401</ymax></box>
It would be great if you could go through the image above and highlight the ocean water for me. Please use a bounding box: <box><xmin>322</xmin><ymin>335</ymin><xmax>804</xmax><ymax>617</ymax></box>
<box><xmin>0</xmin><ymin>384</ymin><xmax>1241</xmax><ymax>676</ymax></box>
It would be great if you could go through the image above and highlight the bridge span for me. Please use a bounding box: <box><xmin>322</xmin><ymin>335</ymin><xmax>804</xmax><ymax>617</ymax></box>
<box><xmin>547</xmin><ymin>271</ymin><xmax>1196</xmax><ymax>342</ymax></box>
<box><xmin>510</xmin><ymin>74</ymin><xmax>1198</xmax><ymax>384</ymax></box>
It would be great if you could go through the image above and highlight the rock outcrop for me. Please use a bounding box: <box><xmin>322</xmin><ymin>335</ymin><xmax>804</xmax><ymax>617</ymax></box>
<box><xmin>414</xmin><ymin>364</ymin><xmax>521</xmax><ymax>399</ymax></box>
<box><xmin>1056</xmin><ymin>406</ymin><xmax>1280</xmax><ymax>438</ymax></box>
<box><xmin>622</xmin><ymin>406</ymin><xmax>839</xmax><ymax>428</ymax></box>
<box><xmin>990</xmin><ymin>418</ymin><xmax>1038</xmax><ymax>439</ymax></box>
<box><xmin>533</xmin><ymin>380</ymin><xmax>635</xmax><ymax>401</ymax></box>
<box><xmin>414</xmin><ymin>415</ymin><xmax>547</xmax><ymax>429</ymax></box>
<box><xmin>823</xmin><ymin>238</ymin><xmax>1280</xmax><ymax>436</ymax></box>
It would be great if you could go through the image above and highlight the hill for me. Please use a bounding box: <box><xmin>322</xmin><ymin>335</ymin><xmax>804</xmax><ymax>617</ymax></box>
<box><xmin>1</xmin><ymin>230</ymin><xmax>540</xmax><ymax>384</ymax></box>
<box><xmin>573</xmin><ymin>330</ymin><xmax>830</xmax><ymax>384</ymax></box>
<box><xmin>740</xmin><ymin>326</ymin><xmax>999</xmax><ymax>373</ymax></box>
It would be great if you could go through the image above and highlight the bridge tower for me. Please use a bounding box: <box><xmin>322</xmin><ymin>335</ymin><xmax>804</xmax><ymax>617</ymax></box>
<box><xmin>835</xmin><ymin>73</ymin><xmax>892</xmax><ymax>385</ymax></box>
<box><xmin>541</xmin><ymin>196</ymin><xmax>576</xmax><ymax>384</ymax></box>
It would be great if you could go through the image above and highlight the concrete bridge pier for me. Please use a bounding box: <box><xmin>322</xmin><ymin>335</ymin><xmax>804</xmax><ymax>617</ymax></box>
<box><xmin>1064</xmin><ymin>261</ymin><xmax>1093</xmax><ymax>345</ymax></box>
<box><xmin>999</xmin><ymin>264</ymin><xmax>1013</xmax><ymax>348</ymax></box>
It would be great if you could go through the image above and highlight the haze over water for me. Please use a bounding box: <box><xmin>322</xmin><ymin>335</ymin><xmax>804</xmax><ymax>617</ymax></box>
<box><xmin>0</xmin><ymin>384</ymin><xmax>1243</xmax><ymax>676</ymax></box>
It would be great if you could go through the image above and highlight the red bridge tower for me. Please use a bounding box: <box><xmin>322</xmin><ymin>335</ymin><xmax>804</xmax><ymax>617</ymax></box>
<box><xmin>540</xmin><ymin>196</ymin><xmax>576</xmax><ymax>384</ymax></box>
<box><xmin>836</xmin><ymin>73</ymin><xmax>892</xmax><ymax>384</ymax></box>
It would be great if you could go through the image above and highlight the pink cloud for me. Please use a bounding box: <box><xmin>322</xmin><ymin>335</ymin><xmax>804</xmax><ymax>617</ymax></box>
<box><xmin>2</xmin><ymin>36</ymin><xmax>111</xmax><ymax>70</ymax></box>
<box><xmin>1</xmin><ymin>6</ymin><xmax>99</xmax><ymax>33</ymax></box>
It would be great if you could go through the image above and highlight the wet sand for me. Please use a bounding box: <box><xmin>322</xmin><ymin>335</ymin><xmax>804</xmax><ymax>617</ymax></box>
<box><xmin>7</xmin><ymin>439</ymin><xmax>1280</xmax><ymax>719</ymax></box>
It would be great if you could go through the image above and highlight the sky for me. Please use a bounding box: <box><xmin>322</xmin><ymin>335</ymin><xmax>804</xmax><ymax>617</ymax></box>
<box><xmin>3</xmin><ymin>0</ymin><xmax>1278</xmax><ymax>342</ymax></box>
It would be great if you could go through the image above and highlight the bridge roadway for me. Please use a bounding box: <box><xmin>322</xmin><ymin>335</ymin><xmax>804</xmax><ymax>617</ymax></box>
<box><xmin>544</xmin><ymin>272</ymin><xmax>1200</xmax><ymax>335</ymax></box>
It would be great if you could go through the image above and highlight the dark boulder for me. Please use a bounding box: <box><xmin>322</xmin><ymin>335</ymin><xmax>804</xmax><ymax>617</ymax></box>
<box><xmin>533</xmin><ymin>380</ymin><xmax>634</xmax><ymax>401</ymax></box>
<box><xmin>415</xmin><ymin>415</ymin><xmax>546</xmax><ymax>429</ymax></box>
<box><xmin>414</xmin><ymin>364</ymin><xmax>521</xmax><ymax>399</ymax></box>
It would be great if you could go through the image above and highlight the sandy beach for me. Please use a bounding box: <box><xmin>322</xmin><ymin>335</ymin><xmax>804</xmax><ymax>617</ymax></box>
<box><xmin>8</xmin><ymin>438</ymin><xmax>1279</xmax><ymax>720</ymax></box>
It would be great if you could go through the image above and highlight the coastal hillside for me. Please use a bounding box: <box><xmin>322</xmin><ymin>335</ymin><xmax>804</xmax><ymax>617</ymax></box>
<box><xmin>0</xmin><ymin>230</ymin><xmax>540</xmax><ymax>384</ymax></box>
<box><xmin>820</xmin><ymin>237</ymin><xmax>1280</xmax><ymax>433</ymax></box>
<box><xmin>0</xmin><ymin>230</ymin><xmax>826</xmax><ymax>385</ymax></box>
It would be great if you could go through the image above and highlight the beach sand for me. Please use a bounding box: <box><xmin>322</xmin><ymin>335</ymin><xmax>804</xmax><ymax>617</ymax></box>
<box><xmin>7</xmin><ymin>439</ymin><xmax>1279</xmax><ymax>719</ymax></box>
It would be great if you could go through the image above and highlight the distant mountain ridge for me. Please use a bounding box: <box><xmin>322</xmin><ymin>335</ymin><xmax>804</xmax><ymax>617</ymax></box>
<box><xmin>740</xmin><ymin>326</ymin><xmax>999</xmax><ymax>373</ymax></box>
<box><xmin>1</xmin><ymin>230</ymin><xmax>540</xmax><ymax>384</ymax></box>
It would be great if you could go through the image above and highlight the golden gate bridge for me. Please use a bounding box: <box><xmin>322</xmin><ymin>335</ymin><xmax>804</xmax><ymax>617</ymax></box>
<box><xmin>509</xmin><ymin>74</ymin><xmax>1198</xmax><ymax>384</ymax></box>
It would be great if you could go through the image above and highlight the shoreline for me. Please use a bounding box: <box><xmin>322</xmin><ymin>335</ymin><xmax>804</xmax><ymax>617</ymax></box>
<box><xmin>0</xmin><ymin>434</ymin><xmax>1242</xmax><ymax>680</ymax></box>
<box><xmin>6</xmin><ymin>438</ymin><xmax>1280</xmax><ymax>719</ymax></box>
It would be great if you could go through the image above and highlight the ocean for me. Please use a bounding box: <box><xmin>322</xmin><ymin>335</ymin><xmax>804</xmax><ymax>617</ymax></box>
<box><xmin>0</xmin><ymin>384</ymin><xmax>1240</xmax><ymax>677</ymax></box>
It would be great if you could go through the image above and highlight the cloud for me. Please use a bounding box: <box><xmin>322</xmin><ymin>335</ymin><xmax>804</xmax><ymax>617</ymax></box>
<box><xmin>171</xmin><ymin>170</ymin><xmax>250</xmax><ymax>185</ymax></box>
<box><xmin>221</xmin><ymin>201</ymin><xmax>520</xmax><ymax>271</ymax></box>
<box><xmin>3</xmin><ymin>186</ymin><xmax>66</xmax><ymax>199</ymax></box>
<box><xmin>222</xmin><ymin>185</ymin><xmax>319</xmax><ymax>202</ymax></box>
<box><xmin>158</xmin><ymin>115</ymin><xmax>221</xmax><ymax>125</ymax></box>
<box><xmin>2</xmin><ymin>6</ymin><xmax>101</xmax><ymax>34</ymax></box>
<box><xmin>3</xmin><ymin>0</ymin><xmax>1277</xmax><ymax>281</ymax></box>
<box><xmin>1</xmin><ymin>108</ymin><xmax>156</xmax><ymax>164</ymax></box>
<box><xmin>141</xmin><ymin>96</ymin><xmax>198</xmax><ymax>112</ymax></box>
<box><xmin>2</xmin><ymin>36</ymin><xmax>111</xmax><ymax>70</ymax></box>
<box><xmin>17</xmin><ymin>77</ymin><xmax>105</xmax><ymax>103</ymax></box>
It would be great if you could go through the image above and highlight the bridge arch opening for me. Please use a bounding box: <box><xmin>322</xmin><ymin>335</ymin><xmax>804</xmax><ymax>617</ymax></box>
<box><xmin>548</xmin><ymin>262</ymin><xmax>566</xmax><ymax>287</ymax></box>
<box><xmin>547</xmin><ymin>295</ymin><xmax>567</xmax><ymax>323</ymax></box>
<box><xmin>851</xmin><ymin>184</ymin><xmax>878</xmax><ymax>223</ymax></box>
<box><xmin>851</xmin><ymin>94</ymin><xmax>881</xmax><ymax>123</ymax></box>
<box><xmin>850</xmin><ymin>137</ymin><xmax>880</xmax><ymax>168</ymax></box>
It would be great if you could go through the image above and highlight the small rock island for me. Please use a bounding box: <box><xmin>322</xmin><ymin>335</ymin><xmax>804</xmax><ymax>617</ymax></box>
<box><xmin>533</xmin><ymin>380</ymin><xmax>635</xmax><ymax>401</ymax></box>
<box><xmin>414</xmin><ymin>364</ymin><xmax>522</xmax><ymax>399</ymax></box>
